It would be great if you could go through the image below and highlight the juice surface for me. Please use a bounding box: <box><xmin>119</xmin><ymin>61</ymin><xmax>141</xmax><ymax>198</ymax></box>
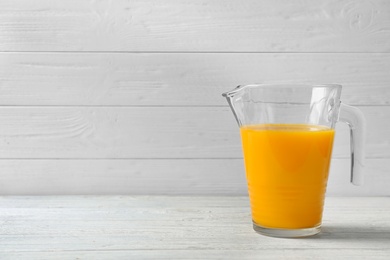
<box><xmin>240</xmin><ymin>124</ymin><xmax>335</xmax><ymax>229</ymax></box>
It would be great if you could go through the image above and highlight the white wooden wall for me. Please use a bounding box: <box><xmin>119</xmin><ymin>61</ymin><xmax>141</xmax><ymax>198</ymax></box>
<box><xmin>0</xmin><ymin>0</ymin><xmax>389</xmax><ymax>196</ymax></box>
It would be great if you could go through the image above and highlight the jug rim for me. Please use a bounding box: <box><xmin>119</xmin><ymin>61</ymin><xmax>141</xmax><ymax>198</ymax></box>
<box><xmin>222</xmin><ymin>83</ymin><xmax>342</xmax><ymax>98</ymax></box>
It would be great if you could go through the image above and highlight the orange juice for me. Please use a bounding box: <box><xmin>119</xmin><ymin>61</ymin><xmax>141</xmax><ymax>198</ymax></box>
<box><xmin>240</xmin><ymin>124</ymin><xmax>335</xmax><ymax>229</ymax></box>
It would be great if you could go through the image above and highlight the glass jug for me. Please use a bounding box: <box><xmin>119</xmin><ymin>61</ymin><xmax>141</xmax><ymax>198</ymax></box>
<box><xmin>223</xmin><ymin>84</ymin><xmax>366</xmax><ymax>238</ymax></box>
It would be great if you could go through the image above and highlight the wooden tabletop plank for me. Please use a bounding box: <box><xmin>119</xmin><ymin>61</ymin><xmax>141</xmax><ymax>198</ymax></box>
<box><xmin>3</xmin><ymin>249</ymin><xmax>390</xmax><ymax>260</ymax></box>
<box><xmin>1</xmin><ymin>196</ymin><xmax>389</xmax><ymax>259</ymax></box>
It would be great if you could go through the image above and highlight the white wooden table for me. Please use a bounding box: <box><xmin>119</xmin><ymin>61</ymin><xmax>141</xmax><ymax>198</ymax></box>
<box><xmin>1</xmin><ymin>196</ymin><xmax>390</xmax><ymax>259</ymax></box>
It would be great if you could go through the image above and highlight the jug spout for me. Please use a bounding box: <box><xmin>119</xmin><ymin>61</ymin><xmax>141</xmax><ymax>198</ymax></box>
<box><xmin>222</xmin><ymin>85</ymin><xmax>246</xmax><ymax>98</ymax></box>
<box><xmin>222</xmin><ymin>85</ymin><xmax>247</xmax><ymax>126</ymax></box>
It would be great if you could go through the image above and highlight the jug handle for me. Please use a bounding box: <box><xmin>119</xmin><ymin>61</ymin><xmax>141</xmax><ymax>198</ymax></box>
<box><xmin>338</xmin><ymin>103</ymin><xmax>366</xmax><ymax>186</ymax></box>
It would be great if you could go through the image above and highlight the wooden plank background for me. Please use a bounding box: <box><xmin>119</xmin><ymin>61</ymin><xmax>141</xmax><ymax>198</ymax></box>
<box><xmin>0</xmin><ymin>0</ymin><xmax>389</xmax><ymax>195</ymax></box>
<box><xmin>1</xmin><ymin>0</ymin><xmax>389</xmax><ymax>52</ymax></box>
